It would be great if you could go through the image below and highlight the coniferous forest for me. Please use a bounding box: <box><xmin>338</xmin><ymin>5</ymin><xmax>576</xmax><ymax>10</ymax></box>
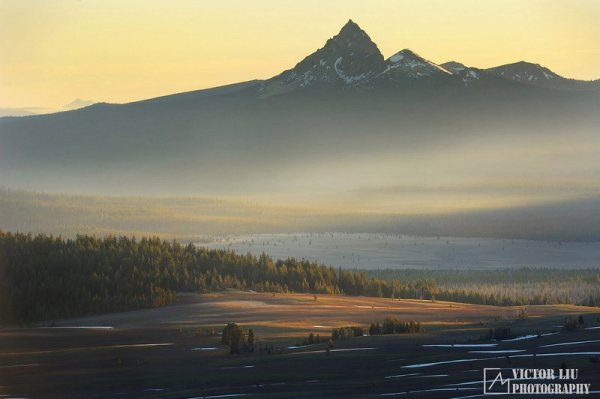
<box><xmin>0</xmin><ymin>231</ymin><xmax>389</xmax><ymax>323</ymax></box>
<box><xmin>0</xmin><ymin>231</ymin><xmax>598</xmax><ymax>324</ymax></box>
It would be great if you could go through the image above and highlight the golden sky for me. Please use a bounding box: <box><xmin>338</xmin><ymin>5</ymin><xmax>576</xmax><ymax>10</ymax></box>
<box><xmin>1</xmin><ymin>0</ymin><xmax>599</xmax><ymax>109</ymax></box>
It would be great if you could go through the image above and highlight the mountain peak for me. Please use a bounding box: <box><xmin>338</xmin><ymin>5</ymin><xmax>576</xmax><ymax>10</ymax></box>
<box><xmin>326</xmin><ymin>19</ymin><xmax>379</xmax><ymax>53</ymax></box>
<box><xmin>262</xmin><ymin>19</ymin><xmax>385</xmax><ymax>92</ymax></box>
<box><xmin>440</xmin><ymin>61</ymin><xmax>467</xmax><ymax>73</ymax></box>
<box><xmin>486</xmin><ymin>61</ymin><xmax>561</xmax><ymax>83</ymax></box>
<box><xmin>513</xmin><ymin>60</ymin><xmax>541</xmax><ymax>68</ymax></box>
<box><xmin>391</xmin><ymin>49</ymin><xmax>416</xmax><ymax>58</ymax></box>
<box><xmin>381</xmin><ymin>49</ymin><xmax>452</xmax><ymax>80</ymax></box>
<box><xmin>339</xmin><ymin>19</ymin><xmax>362</xmax><ymax>35</ymax></box>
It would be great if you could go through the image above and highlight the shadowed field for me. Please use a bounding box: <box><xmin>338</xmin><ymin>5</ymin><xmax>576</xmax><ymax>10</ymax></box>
<box><xmin>2</xmin><ymin>291</ymin><xmax>600</xmax><ymax>398</ymax></box>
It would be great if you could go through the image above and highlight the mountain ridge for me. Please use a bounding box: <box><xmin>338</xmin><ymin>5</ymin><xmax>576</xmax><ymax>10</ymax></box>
<box><xmin>0</xmin><ymin>19</ymin><xmax>598</xmax><ymax>199</ymax></box>
<box><xmin>2</xmin><ymin>20</ymin><xmax>598</xmax><ymax>117</ymax></box>
<box><xmin>253</xmin><ymin>19</ymin><xmax>599</xmax><ymax>95</ymax></box>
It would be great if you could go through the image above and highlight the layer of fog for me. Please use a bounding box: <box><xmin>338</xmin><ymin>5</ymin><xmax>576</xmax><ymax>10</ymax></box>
<box><xmin>201</xmin><ymin>233</ymin><xmax>600</xmax><ymax>269</ymax></box>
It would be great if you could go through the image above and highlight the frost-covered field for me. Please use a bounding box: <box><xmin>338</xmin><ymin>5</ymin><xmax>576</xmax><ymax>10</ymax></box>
<box><xmin>200</xmin><ymin>233</ymin><xmax>600</xmax><ymax>270</ymax></box>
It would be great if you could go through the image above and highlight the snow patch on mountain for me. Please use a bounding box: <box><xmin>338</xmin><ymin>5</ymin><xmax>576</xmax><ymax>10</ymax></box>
<box><xmin>381</xmin><ymin>50</ymin><xmax>452</xmax><ymax>79</ymax></box>
<box><xmin>334</xmin><ymin>57</ymin><xmax>370</xmax><ymax>84</ymax></box>
<box><xmin>389</xmin><ymin>53</ymin><xmax>404</xmax><ymax>63</ymax></box>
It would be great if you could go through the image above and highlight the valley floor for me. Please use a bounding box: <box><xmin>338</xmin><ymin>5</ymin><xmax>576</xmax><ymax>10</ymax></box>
<box><xmin>203</xmin><ymin>233</ymin><xmax>600</xmax><ymax>270</ymax></box>
<box><xmin>2</xmin><ymin>291</ymin><xmax>600</xmax><ymax>398</ymax></box>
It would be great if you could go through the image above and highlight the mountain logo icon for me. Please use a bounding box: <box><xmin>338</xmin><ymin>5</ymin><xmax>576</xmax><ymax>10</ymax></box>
<box><xmin>484</xmin><ymin>368</ymin><xmax>511</xmax><ymax>394</ymax></box>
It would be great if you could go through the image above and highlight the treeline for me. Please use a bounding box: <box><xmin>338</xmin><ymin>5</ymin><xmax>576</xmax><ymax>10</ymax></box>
<box><xmin>0</xmin><ymin>232</ymin><xmax>401</xmax><ymax>323</ymax></box>
<box><xmin>1</xmin><ymin>232</ymin><xmax>598</xmax><ymax>324</ymax></box>
<box><xmin>296</xmin><ymin>319</ymin><xmax>422</xmax><ymax>353</ymax></box>
<box><xmin>362</xmin><ymin>268</ymin><xmax>600</xmax><ymax>307</ymax></box>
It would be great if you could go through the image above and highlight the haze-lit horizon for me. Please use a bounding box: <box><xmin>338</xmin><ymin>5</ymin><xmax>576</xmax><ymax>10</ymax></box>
<box><xmin>1</xmin><ymin>0</ymin><xmax>599</xmax><ymax>236</ymax></box>
<box><xmin>1</xmin><ymin>0</ymin><xmax>599</xmax><ymax>110</ymax></box>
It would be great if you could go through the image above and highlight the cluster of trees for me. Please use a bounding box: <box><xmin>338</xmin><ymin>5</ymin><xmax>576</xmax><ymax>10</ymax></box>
<box><xmin>301</xmin><ymin>332</ymin><xmax>322</xmax><ymax>346</ymax></box>
<box><xmin>331</xmin><ymin>326</ymin><xmax>364</xmax><ymax>341</ymax></box>
<box><xmin>563</xmin><ymin>315</ymin><xmax>586</xmax><ymax>332</ymax></box>
<box><xmin>369</xmin><ymin>316</ymin><xmax>423</xmax><ymax>335</ymax></box>
<box><xmin>220</xmin><ymin>323</ymin><xmax>278</xmax><ymax>355</ymax></box>
<box><xmin>221</xmin><ymin>323</ymin><xmax>255</xmax><ymax>354</ymax></box>
<box><xmin>0</xmin><ymin>232</ymin><xmax>409</xmax><ymax>323</ymax></box>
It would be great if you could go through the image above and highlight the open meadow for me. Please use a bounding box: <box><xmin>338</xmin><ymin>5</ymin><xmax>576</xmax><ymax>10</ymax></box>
<box><xmin>2</xmin><ymin>291</ymin><xmax>600</xmax><ymax>398</ymax></box>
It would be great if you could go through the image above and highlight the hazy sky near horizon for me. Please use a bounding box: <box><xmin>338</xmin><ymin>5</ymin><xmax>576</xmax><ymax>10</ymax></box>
<box><xmin>1</xmin><ymin>0</ymin><xmax>599</xmax><ymax>109</ymax></box>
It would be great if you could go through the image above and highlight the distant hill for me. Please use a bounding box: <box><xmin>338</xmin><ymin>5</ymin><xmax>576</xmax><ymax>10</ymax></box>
<box><xmin>62</xmin><ymin>98</ymin><xmax>95</xmax><ymax>111</ymax></box>
<box><xmin>0</xmin><ymin>99</ymin><xmax>96</xmax><ymax>117</ymax></box>
<box><xmin>485</xmin><ymin>61</ymin><xmax>600</xmax><ymax>91</ymax></box>
<box><xmin>0</xmin><ymin>107</ymin><xmax>38</xmax><ymax>117</ymax></box>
